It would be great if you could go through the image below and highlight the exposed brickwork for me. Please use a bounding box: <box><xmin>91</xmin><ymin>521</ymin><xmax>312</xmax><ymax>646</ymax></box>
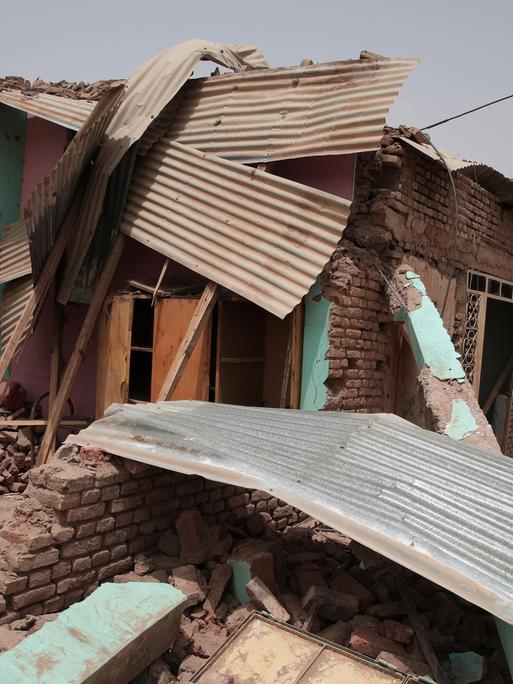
<box><xmin>0</xmin><ymin>448</ymin><xmax>304</xmax><ymax>624</ymax></box>
<box><xmin>320</xmin><ymin>130</ymin><xmax>513</xmax><ymax>413</ymax></box>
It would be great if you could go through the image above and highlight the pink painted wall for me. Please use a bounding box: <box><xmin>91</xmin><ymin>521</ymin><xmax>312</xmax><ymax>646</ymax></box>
<box><xmin>20</xmin><ymin>117</ymin><xmax>68</xmax><ymax>206</ymax></box>
<box><xmin>14</xmin><ymin>151</ymin><xmax>356</xmax><ymax>421</ymax></box>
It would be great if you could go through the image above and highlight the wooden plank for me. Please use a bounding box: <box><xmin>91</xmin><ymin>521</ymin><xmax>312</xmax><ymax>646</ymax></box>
<box><xmin>151</xmin><ymin>298</ymin><xmax>212</xmax><ymax>402</ymax></box>
<box><xmin>0</xmin><ymin>420</ymin><xmax>88</xmax><ymax>427</ymax></box>
<box><xmin>396</xmin><ymin>579</ymin><xmax>450</xmax><ymax>684</ymax></box>
<box><xmin>0</xmin><ymin>212</ymin><xmax>74</xmax><ymax>381</ymax></box>
<box><xmin>482</xmin><ymin>349</ymin><xmax>513</xmax><ymax>415</ymax></box>
<box><xmin>280</xmin><ymin>327</ymin><xmax>293</xmax><ymax>408</ymax></box>
<box><xmin>37</xmin><ymin>234</ymin><xmax>125</xmax><ymax>465</ymax></box>
<box><xmin>152</xmin><ymin>257</ymin><xmax>169</xmax><ymax>306</ymax></box>
<box><xmin>96</xmin><ymin>295</ymin><xmax>134</xmax><ymax>419</ymax></box>
<box><xmin>289</xmin><ymin>304</ymin><xmax>304</xmax><ymax>409</ymax></box>
<box><xmin>157</xmin><ymin>282</ymin><xmax>219</xmax><ymax>402</ymax></box>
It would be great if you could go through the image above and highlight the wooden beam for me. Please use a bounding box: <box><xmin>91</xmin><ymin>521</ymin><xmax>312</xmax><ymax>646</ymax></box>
<box><xmin>0</xmin><ymin>420</ymin><xmax>88</xmax><ymax>428</ymax></box>
<box><xmin>37</xmin><ymin>234</ymin><xmax>125</xmax><ymax>465</ymax></box>
<box><xmin>396</xmin><ymin>579</ymin><xmax>450</xmax><ymax>684</ymax></box>
<box><xmin>482</xmin><ymin>349</ymin><xmax>513</xmax><ymax>415</ymax></box>
<box><xmin>157</xmin><ymin>282</ymin><xmax>219</xmax><ymax>401</ymax></box>
<box><xmin>280</xmin><ymin>327</ymin><xmax>293</xmax><ymax>409</ymax></box>
<box><xmin>0</xmin><ymin>214</ymin><xmax>74</xmax><ymax>381</ymax></box>
<box><xmin>152</xmin><ymin>257</ymin><xmax>169</xmax><ymax>307</ymax></box>
<box><xmin>49</xmin><ymin>302</ymin><xmax>64</xmax><ymax>453</ymax></box>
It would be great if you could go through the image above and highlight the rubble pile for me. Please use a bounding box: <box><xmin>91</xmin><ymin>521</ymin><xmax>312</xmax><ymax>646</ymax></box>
<box><xmin>0</xmin><ymin>383</ymin><xmax>35</xmax><ymax>495</ymax></box>
<box><xmin>0</xmin><ymin>75</ymin><xmax>122</xmax><ymax>100</ymax></box>
<box><xmin>0</xmin><ymin>503</ymin><xmax>509</xmax><ymax>682</ymax></box>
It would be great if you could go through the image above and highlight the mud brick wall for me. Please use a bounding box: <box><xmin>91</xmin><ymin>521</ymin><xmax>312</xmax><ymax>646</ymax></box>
<box><xmin>0</xmin><ymin>448</ymin><xmax>301</xmax><ymax>624</ymax></box>
<box><xmin>320</xmin><ymin>133</ymin><xmax>513</xmax><ymax>412</ymax></box>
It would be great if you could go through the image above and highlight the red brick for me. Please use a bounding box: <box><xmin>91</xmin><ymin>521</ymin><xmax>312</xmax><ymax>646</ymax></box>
<box><xmin>94</xmin><ymin>463</ymin><xmax>130</xmax><ymax>487</ymax></box>
<box><xmin>50</xmin><ymin>523</ymin><xmax>75</xmax><ymax>544</ymax></box>
<box><xmin>330</xmin><ymin>570</ymin><xmax>375</xmax><ymax>611</ymax></box>
<box><xmin>97</xmin><ymin>557</ymin><xmax>133</xmax><ymax>581</ymax></box>
<box><xmin>76</xmin><ymin>522</ymin><xmax>97</xmax><ymax>539</ymax></box>
<box><xmin>348</xmin><ymin>628</ymin><xmax>407</xmax><ymax>659</ymax></box>
<box><xmin>110</xmin><ymin>544</ymin><xmax>128</xmax><ymax>561</ymax></box>
<box><xmin>176</xmin><ymin>479</ymin><xmax>204</xmax><ymax>497</ymax></box>
<box><xmin>81</xmin><ymin>488</ymin><xmax>101</xmax><ymax>505</ymax></box>
<box><xmin>0</xmin><ymin>571</ymin><xmax>28</xmax><ymax>595</ymax></box>
<box><xmin>114</xmin><ymin>511</ymin><xmax>134</xmax><ymax>528</ymax></box>
<box><xmin>101</xmin><ymin>485</ymin><xmax>120</xmax><ymax>501</ymax></box>
<box><xmin>91</xmin><ymin>550</ymin><xmax>111</xmax><ymax>567</ymax></box>
<box><xmin>379</xmin><ymin>619</ymin><xmax>414</xmax><ymax>644</ymax></box>
<box><xmin>12</xmin><ymin>584</ymin><xmax>56</xmax><ymax>609</ymax></box>
<box><xmin>111</xmin><ymin>494</ymin><xmax>144</xmax><ymax>514</ymax></box>
<box><xmin>61</xmin><ymin>536</ymin><xmax>102</xmax><ymax>559</ymax></box>
<box><xmin>120</xmin><ymin>480</ymin><xmax>139</xmax><ymax>496</ymax></box>
<box><xmin>176</xmin><ymin>510</ymin><xmax>209</xmax><ymax>564</ymax></box>
<box><xmin>65</xmin><ymin>502</ymin><xmax>106</xmax><ymax>523</ymax></box>
<box><xmin>6</xmin><ymin>547</ymin><xmax>59</xmax><ymax>572</ymax></box>
<box><xmin>31</xmin><ymin>488</ymin><xmax>80</xmax><ymax>511</ymax></box>
<box><xmin>96</xmin><ymin>516</ymin><xmax>115</xmax><ymax>533</ymax></box>
<box><xmin>28</xmin><ymin>568</ymin><xmax>52</xmax><ymax>589</ymax></box>
<box><xmin>72</xmin><ymin>557</ymin><xmax>92</xmax><ymax>573</ymax></box>
<box><xmin>133</xmin><ymin>507</ymin><xmax>150</xmax><ymax>523</ymax></box>
<box><xmin>52</xmin><ymin>561</ymin><xmax>71</xmax><ymax>580</ymax></box>
<box><xmin>56</xmin><ymin>571</ymin><xmax>96</xmax><ymax>595</ymax></box>
<box><xmin>44</xmin><ymin>596</ymin><xmax>65</xmax><ymax>613</ymax></box>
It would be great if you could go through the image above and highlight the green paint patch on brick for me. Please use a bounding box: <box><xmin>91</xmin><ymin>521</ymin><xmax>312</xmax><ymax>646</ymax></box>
<box><xmin>398</xmin><ymin>271</ymin><xmax>465</xmax><ymax>382</ymax></box>
<box><xmin>444</xmin><ymin>399</ymin><xmax>478</xmax><ymax>441</ymax></box>
<box><xmin>301</xmin><ymin>280</ymin><xmax>331</xmax><ymax>410</ymax></box>
<box><xmin>228</xmin><ymin>558</ymin><xmax>252</xmax><ymax>604</ymax></box>
<box><xmin>0</xmin><ymin>582</ymin><xmax>187</xmax><ymax>683</ymax></box>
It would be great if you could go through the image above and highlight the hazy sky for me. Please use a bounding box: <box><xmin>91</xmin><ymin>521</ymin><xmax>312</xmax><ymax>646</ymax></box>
<box><xmin>2</xmin><ymin>0</ymin><xmax>513</xmax><ymax>174</ymax></box>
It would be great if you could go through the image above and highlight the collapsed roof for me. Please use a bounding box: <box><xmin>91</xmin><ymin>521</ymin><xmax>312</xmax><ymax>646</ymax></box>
<box><xmin>69</xmin><ymin>400</ymin><xmax>513</xmax><ymax>625</ymax></box>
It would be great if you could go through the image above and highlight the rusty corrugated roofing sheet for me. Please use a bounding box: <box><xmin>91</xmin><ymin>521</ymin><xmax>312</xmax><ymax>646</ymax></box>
<box><xmin>171</xmin><ymin>57</ymin><xmax>419</xmax><ymax>163</ymax></box>
<box><xmin>27</xmin><ymin>85</ymin><xmax>124</xmax><ymax>280</ymax></box>
<box><xmin>68</xmin><ymin>400</ymin><xmax>513</xmax><ymax>624</ymax></box>
<box><xmin>0</xmin><ymin>91</ymin><xmax>95</xmax><ymax>130</ymax></box>
<box><xmin>0</xmin><ymin>221</ymin><xmax>31</xmax><ymax>285</ymax></box>
<box><xmin>121</xmin><ymin>139</ymin><xmax>351</xmax><ymax>318</ymax></box>
<box><xmin>57</xmin><ymin>40</ymin><xmax>268</xmax><ymax>304</ymax></box>
<box><xmin>458</xmin><ymin>164</ymin><xmax>513</xmax><ymax>205</ymax></box>
<box><xmin>0</xmin><ymin>276</ymin><xmax>32</xmax><ymax>354</ymax></box>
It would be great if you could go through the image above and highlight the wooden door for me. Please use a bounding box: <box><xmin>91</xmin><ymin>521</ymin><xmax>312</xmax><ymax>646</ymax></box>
<box><xmin>151</xmin><ymin>298</ymin><xmax>212</xmax><ymax>401</ymax></box>
<box><xmin>96</xmin><ymin>295</ymin><xmax>133</xmax><ymax>418</ymax></box>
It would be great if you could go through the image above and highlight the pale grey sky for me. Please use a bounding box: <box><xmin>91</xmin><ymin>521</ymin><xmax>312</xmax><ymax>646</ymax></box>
<box><xmin>3</xmin><ymin>0</ymin><xmax>513</xmax><ymax>174</ymax></box>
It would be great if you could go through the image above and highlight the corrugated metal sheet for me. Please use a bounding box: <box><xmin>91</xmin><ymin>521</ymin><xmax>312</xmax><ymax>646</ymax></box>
<box><xmin>399</xmin><ymin>136</ymin><xmax>473</xmax><ymax>171</ymax></box>
<box><xmin>121</xmin><ymin>139</ymin><xmax>351</xmax><ymax>318</ymax></box>
<box><xmin>458</xmin><ymin>164</ymin><xmax>513</xmax><ymax>206</ymax></box>
<box><xmin>0</xmin><ymin>220</ymin><xmax>31</xmax><ymax>285</ymax></box>
<box><xmin>0</xmin><ymin>276</ymin><xmax>32</xmax><ymax>354</ymax></box>
<box><xmin>69</xmin><ymin>401</ymin><xmax>513</xmax><ymax>624</ymax></box>
<box><xmin>0</xmin><ymin>90</ymin><xmax>95</xmax><ymax>130</ymax></box>
<box><xmin>171</xmin><ymin>57</ymin><xmax>419</xmax><ymax>163</ymax></box>
<box><xmin>27</xmin><ymin>85</ymin><xmax>124</xmax><ymax>280</ymax></box>
<box><xmin>57</xmin><ymin>40</ymin><xmax>268</xmax><ymax>305</ymax></box>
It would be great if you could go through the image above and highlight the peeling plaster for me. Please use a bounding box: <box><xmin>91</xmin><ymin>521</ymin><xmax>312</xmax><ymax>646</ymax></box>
<box><xmin>397</xmin><ymin>271</ymin><xmax>465</xmax><ymax>382</ymax></box>
<box><xmin>444</xmin><ymin>399</ymin><xmax>479</xmax><ymax>440</ymax></box>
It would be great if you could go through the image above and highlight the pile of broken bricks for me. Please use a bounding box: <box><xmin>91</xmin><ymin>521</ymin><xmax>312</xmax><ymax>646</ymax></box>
<box><xmin>0</xmin><ymin>506</ymin><xmax>509</xmax><ymax>683</ymax></box>
<box><xmin>0</xmin><ymin>408</ymin><xmax>35</xmax><ymax>496</ymax></box>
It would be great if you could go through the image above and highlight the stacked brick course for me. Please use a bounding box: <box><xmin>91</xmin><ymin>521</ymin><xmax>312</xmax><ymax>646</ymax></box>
<box><xmin>320</xmin><ymin>128</ymin><xmax>513</xmax><ymax>414</ymax></box>
<box><xmin>0</xmin><ymin>448</ymin><xmax>301</xmax><ymax>624</ymax></box>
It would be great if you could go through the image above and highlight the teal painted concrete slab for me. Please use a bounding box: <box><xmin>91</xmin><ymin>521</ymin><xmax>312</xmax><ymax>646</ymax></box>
<box><xmin>228</xmin><ymin>558</ymin><xmax>252</xmax><ymax>604</ymax></box>
<box><xmin>399</xmin><ymin>271</ymin><xmax>465</xmax><ymax>382</ymax></box>
<box><xmin>0</xmin><ymin>582</ymin><xmax>187</xmax><ymax>683</ymax></box>
<box><xmin>444</xmin><ymin>399</ymin><xmax>479</xmax><ymax>440</ymax></box>
<box><xmin>301</xmin><ymin>280</ymin><xmax>331</xmax><ymax>410</ymax></box>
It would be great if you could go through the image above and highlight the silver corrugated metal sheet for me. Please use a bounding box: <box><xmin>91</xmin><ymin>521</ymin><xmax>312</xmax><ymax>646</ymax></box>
<box><xmin>171</xmin><ymin>57</ymin><xmax>419</xmax><ymax>163</ymax></box>
<box><xmin>0</xmin><ymin>90</ymin><xmax>95</xmax><ymax>130</ymax></box>
<box><xmin>27</xmin><ymin>85</ymin><xmax>124</xmax><ymax>280</ymax></box>
<box><xmin>399</xmin><ymin>136</ymin><xmax>473</xmax><ymax>171</ymax></box>
<box><xmin>0</xmin><ymin>220</ymin><xmax>31</xmax><ymax>285</ymax></box>
<box><xmin>121</xmin><ymin>139</ymin><xmax>351</xmax><ymax>317</ymax></box>
<box><xmin>0</xmin><ymin>276</ymin><xmax>32</xmax><ymax>354</ymax></box>
<box><xmin>69</xmin><ymin>401</ymin><xmax>513</xmax><ymax>624</ymax></box>
<box><xmin>458</xmin><ymin>164</ymin><xmax>513</xmax><ymax>206</ymax></box>
<box><xmin>57</xmin><ymin>40</ymin><xmax>268</xmax><ymax>304</ymax></box>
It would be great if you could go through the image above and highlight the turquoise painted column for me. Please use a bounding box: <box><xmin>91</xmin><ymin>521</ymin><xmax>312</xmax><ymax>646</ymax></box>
<box><xmin>300</xmin><ymin>280</ymin><xmax>331</xmax><ymax>410</ymax></box>
<box><xmin>0</xmin><ymin>104</ymin><xmax>27</xmax><ymax>355</ymax></box>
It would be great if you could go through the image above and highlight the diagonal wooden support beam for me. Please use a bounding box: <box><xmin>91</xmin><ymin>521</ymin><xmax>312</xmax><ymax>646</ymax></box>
<box><xmin>0</xmin><ymin>217</ymin><xmax>73</xmax><ymax>381</ymax></box>
<box><xmin>157</xmin><ymin>281</ymin><xmax>219</xmax><ymax>401</ymax></box>
<box><xmin>37</xmin><ymin>234</ymin><xmax>125</xmax><ymax>465</ymax></box>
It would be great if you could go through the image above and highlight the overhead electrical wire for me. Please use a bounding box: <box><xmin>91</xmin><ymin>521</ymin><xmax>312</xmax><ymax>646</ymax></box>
<box><xmin>421</xmin><ymin>92</ymin><xmax>513</xmax><ymax>131</ymax></box>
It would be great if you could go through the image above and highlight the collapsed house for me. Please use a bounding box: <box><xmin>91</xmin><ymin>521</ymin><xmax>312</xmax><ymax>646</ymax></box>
<box><xmin>0</xmin><ymin>38</ymin><xmax>512</xmax><ymax>682</ymax></box>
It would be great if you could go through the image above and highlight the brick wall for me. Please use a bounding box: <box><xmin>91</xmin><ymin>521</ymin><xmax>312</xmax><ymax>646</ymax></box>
<box><xmin>0</xmin><ymin>448</ymin><xmax>302</xmax><ymax>624</ymax></box>
<box><xmin>320</xmin><ymin>132</ymin><xmax>513</xmax><ymax>413</ymax></box>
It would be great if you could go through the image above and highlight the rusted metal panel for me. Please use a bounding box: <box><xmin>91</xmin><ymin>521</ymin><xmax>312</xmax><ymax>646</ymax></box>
<box><xmin>121</xmin><ymin>140</ymin><xmax>350</xmax><ymax>318</ymax></box>
<box><xmin>0</xmin><ymin>276</ymin><xmax>32</xmax><ymax>353</ymax></box>
<box><xmin>0</xmin><ymin>220</ymin><xmax>31</xmax><ymax>285</ymax></box>
<box><xmin>26</xmin><ymin>84</ymin><xmax>124</xmax><ymax>281</ymax></box>
<box><xmin>0</xmin><ymin>91</ymin><xmax>95</xmax><ymax>131</ymax></box>
<box><xmin>193</xmin><ymin>613</ymin><xmax>413</xmax><ymax>682</ymax></box>
<box><xmin>57</xmin><ymin>40</ymin><xmax>268</xmax><ymax>304</ymax></box>
<box><xmin>458</xmin><ymin>164</ymin><xmax>513</xmax><ymax>206</ymax></box>
<box><xmin>69</xmin><ymin>400</ymin><xmax>513</xmax><ymax>623</ymax></box>
<box><xmin>170</xmin><ymin>57</ymin><xmax>419</xmax><ymax>163</ymax></box>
